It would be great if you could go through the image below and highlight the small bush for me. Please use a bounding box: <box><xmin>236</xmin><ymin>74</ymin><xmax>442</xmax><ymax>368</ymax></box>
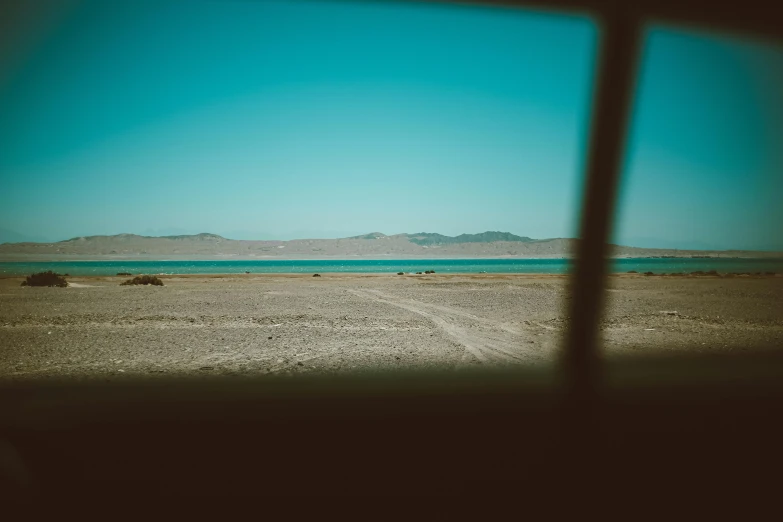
<box><xmin>21</xmin><ymin>270</ymin><xmax>68</xmax><ymax>287</ymax></box>
<box><xmin>121</xmin><ymin>275</ymin><xmax>164</xmax><ymax>286</ymax></box>
<box><xmin>313</xmin><ymin>273</ymin><xmax>321</xmax><ymax>277</ymax></box>
<box><xmin>397</xmin><ymin>272</ymin><xmax>404</xmax><ymax>275</ymax></box>
<box><xmin>117</xmin><ymin>272</ymin><xmax>132</xmax><ymax>276</ymax></box>
<box><xmin>627</xmin><ymin>270</ymin><xmax>638</xmax><ymax>274</ymax></box>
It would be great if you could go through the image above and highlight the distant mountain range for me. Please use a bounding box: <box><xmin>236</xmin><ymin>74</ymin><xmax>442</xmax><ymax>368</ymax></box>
<box><xmin>0</xmin><ymin>231</ymin><xmax>779</xmax><ymax>260</ymax></box>
<box><xmin>406</xmin><ymin>231</ymin><xmax>535</xmax><ymax>246</ymax></box>
<box><xmin>347</xmin><ymin>231</ymin><xmax>534</xmax><ymax>245</ymax></box>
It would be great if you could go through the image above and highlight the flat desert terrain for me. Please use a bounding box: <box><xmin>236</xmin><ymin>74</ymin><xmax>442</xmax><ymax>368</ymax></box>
<box><xmin>0</xmin><ymin>273</ymin><xmax>781</xmax><ymax>381</ymax></box>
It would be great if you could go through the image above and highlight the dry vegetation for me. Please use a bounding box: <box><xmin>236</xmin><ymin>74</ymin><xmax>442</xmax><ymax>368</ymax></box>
<box><xmin>21</xmin><ymin>271</ymin><xmax>68</xmax><ymax>287</ymax></box>
<box><xmin>120</xmin><ymin>275</ymin><xmax>164</xmax><ymax>286</ymax></box>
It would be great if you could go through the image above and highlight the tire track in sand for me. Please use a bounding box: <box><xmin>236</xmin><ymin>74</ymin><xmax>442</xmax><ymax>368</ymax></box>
<box><xmin>349</xmin><ymin>289</ymin><xmax>542</xmax><ymax>365</ymax></box>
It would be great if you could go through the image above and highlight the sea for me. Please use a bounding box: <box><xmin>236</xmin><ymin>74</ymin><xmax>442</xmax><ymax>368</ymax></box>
<box><xmin>1</xmin><ymin>258</ymin><xmax>782</xmax><ymax>277</ymax></box>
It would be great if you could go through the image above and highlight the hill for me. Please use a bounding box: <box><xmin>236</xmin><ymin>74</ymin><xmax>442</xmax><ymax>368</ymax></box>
<box><xmin>0</xmin><ymin>231</ymin><xmax>779</xmax><ymax>261</ymax></box>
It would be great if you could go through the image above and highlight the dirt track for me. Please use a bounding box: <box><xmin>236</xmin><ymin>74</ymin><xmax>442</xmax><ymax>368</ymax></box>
<box><xmin>0</xmin><ymin>273</ymin><xmax>781</xmax><ymax>381</ymax></box>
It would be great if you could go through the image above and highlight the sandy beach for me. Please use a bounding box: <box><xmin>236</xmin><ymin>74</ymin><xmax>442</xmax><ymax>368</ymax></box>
<box><xmin>1</xmin><ymin>273</ymin><xmax>781</xmax><ymax>381</ymax></box>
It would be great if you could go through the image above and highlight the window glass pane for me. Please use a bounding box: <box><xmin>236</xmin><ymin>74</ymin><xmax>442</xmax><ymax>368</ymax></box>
<box><xmin>607</xmin><ymin>25</ymin><xmax>783</xmax><ymax>359</ymax></box>
<box><xmin>0</xmin><ymin>0</ymin><xmax>596</xmax><ymax>380</ymax></box>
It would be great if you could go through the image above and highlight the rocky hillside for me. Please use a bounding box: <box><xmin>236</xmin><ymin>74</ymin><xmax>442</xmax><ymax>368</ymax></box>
<box><xmin>0</xmin><ymin>232</ymin><xmax>779</xmax><ymax>260</ymax></box>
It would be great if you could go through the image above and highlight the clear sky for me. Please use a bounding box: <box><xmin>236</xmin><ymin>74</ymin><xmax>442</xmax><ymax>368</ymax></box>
<box><xmin>1</xmin><ymin>0</ymin><xmax>781</xmax><ymax>250</ymax></box>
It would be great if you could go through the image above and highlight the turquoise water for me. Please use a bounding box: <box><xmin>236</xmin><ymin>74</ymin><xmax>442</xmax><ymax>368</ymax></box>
<box><xmin>1</xmin><ymin>258</ymin><xmax>782</xmax><ymax>276</ymax></box>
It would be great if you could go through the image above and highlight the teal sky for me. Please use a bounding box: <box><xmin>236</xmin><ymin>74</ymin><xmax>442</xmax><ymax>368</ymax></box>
<box><xmin>1</xmin><ymin>0</ymin><xmax>781</xmax><ymax>250</ymax></box>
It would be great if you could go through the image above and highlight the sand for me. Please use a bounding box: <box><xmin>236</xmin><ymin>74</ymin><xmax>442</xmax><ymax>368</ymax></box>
<box><xmin>0</xmin><ymin>273</ymin><xmax>781</xmax><ymax>381</ymax></box>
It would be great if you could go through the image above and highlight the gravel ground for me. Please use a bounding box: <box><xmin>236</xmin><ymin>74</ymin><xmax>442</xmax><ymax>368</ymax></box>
<box><xmin>0</xmin><ymin>273</ymin><xmax>781</xmax><ymax>381</ymax></box>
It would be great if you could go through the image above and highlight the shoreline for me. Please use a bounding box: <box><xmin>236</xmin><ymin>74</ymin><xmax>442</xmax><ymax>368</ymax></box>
<box><xmin>5</xmin><ymin>272</ymin><xmax>572</xmax><ymax>280</ymax></box>
<box><xmin>2</xmin><ymin>272</ymin><xmax>780</xmax><ymax>280</ymax></box>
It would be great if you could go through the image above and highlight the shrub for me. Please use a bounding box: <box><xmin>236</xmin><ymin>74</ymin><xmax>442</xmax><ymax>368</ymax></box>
<box><xmin>627</xmin><ymin>270</ymin><xmax>638</xmax><ymax>274</ymax></box>
<box><xmin>117</xmin><ymin>272</ymin><xmax>132</xmax><ymax>276</ymax></box>
<box><xmin>397</xmin><ymin>272</ymin><xmax>404</xmax><ymax>275</ymax></box>
<box><xmin>313</xmin><ymin>273</ymin><xmax>321</xmax><ymax>277</ymax></box>
<box><xmin>21</xmin><ymin>270</ymin><xmax>68</xmax><ymax>287</ymax></box>
<box><xmin>121</xmin><ymin>275</ymin><xmax>164</xmax><ymax>286</ymax></box>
